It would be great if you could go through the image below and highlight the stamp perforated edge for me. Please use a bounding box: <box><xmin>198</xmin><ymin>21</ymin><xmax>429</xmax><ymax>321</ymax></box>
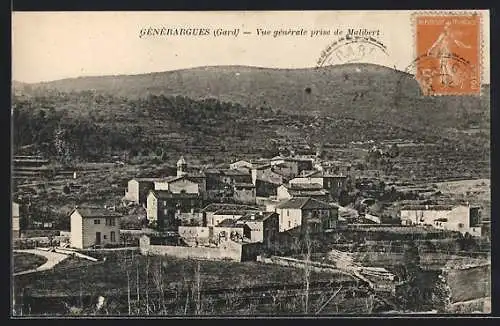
<box><xmin>409</xmin><ymin>10</ymin><xmax>484</xmax><ymax>97</ymax></box>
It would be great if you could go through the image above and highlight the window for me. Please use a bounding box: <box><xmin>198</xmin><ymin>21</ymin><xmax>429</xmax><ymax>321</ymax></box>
<box><xmin>103</xmin><ymin>235</ymin><xmax>107</xmax><ymax>239</ymax></box>
<box><xmin>163</xmin><ymin>201</ymin><xmax>167</xmax><ymax>206</ymax></box>
<box><xmin>458</xmin><ymin>223</ymin><xmax>464</xmax><ymax>228</ymax></box>
<box><xmin>94</xmin><ymin>219</ymin><xmax>100</xmax><ymax>224</ymax></box>
<box><xmin>110</xmin><ymin>231</ymin><xmax>116</xmax><ymax>242</ymax></box>
<box><xmin>164</xmin><ymin>209</ymin><xmax>168</xmax><ymax>215</ymax></box>
<box><xmin>288</xmin><ymin>220</ymin><xmax>291</xmax><ymax>227</ymax></box>
<box><xmin>286</xmin><ymin>210</ymin><xmax>289</xmax><ymax>217</ymax></box>
<box><xmin>105</xmin><ymin>218</ymin><xmax>116</xmax><ymax>226</ymax></box>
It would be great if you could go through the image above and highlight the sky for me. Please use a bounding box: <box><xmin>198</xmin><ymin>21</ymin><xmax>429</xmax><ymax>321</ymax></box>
<box><xmin>12</xmin><ymin>10</ymin><xmax>490</xmax><ymax>84</ymax></box>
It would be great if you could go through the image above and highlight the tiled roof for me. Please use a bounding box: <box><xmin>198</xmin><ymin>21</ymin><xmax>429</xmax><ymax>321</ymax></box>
<box><xmin>286</xmin><ymin>183</ymin><xmax>324</xmax><ymax>190</ymax></box>
<box><xmin>221</xmin><ymin>169</ymin><xmax>251</xmax><ymax>176</ymax></box>
<box><xmin>400</xmin><ymin>205</ymin><xmax>455</xmax><ymax>211</ymax></box>
<box><xmin>213</xmin><ymin>209</ymin><xmax>258</xmax><ymax>216</ymax></box>
<box><xmin>73</xmin><ymin>207</ymin><xmax>122</xmax><ymax>218</ymax></box>
<box><xmin>238</xmin><ymin>211</ymin><xmax>276</xmax><ymax>222</ymax></box>
<box><xmin>133</xmin><ymin>177</ymin><xmax>165</xmax><ymax>182</ymax></box>
<box><xmin>149</xmin><ymin>190</ymin><xmax>200</xmax><ymax>199</ymax></box>
<box><xmin>288</xmin><ymin>190</ymin><xmax>329</xmax><ymax>196</ymax></box>
<box><xmin>202</xmin><ymin>203</ymin><xmax>259</xmax><ymax>212</ymax></box>
<box><xmin>216</xmin><ymin>219</ymin><xmax>241</xmax><ymax>227</ymax></box>
<box><xmin>234</xmin><ymin>183</ymin><xmax>255</xmax><ymax>189</ymax></box>
<box><xmin>275</xmin><ymin>197</ymin><xmax>335</xmax><ymax>210</ymax></box>
<box><xmin>253</xmin><ymin>164</ymin><xmax>272</xmax><ymax>170</ymax></box>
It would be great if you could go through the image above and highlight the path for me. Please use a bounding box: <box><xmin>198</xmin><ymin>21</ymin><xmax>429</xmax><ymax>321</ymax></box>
<box><xmin>13</xmin><ymin>249</ymin><xmax>69</xmax><ymax>276</ymax></box>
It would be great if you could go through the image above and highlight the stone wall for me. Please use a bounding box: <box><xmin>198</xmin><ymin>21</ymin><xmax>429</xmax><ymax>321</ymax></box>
<box><xmin>140</xmin><ymin>235</ymin><xmax>244</xmax><ymax>261</ymax></box>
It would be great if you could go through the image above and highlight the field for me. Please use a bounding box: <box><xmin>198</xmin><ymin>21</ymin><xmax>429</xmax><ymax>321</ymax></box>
<box><xmin>13</xmin><ymin>252</ymin><xmax>47</xmax><ymax>273</ymax></box>
<box><xmin>15</xmin><ymin>252</ymin><xmax>352</xmax><ymax>297</ymax></box>
<box><xmin>14</xmin><ymin>252</ymin><xmax>375</xmax><ymax>315</ymax></box>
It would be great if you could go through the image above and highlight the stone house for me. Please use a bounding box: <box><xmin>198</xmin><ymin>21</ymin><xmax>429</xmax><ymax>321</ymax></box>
<box><xmin>70</xmin><ymin>207</ymin><xmax>121</xmax><ymax>249</ymax></box>
<box><xmin>270</xmin><ymin>156</ymin><xmax>314</xmax><ymax>178</ymax></box>
<box><xmin>229</xmin><ymin>160</ymin><xmax>253</xmax><ymax>173</ymax></box>
<box><xmin>400</xmin><ymin>204</ymin><xmax>482</xmax><ymax>237</ymax></box>
<box><xmin>153</xmin><ymin>175</ymin><xmax>200</xmax><ymax>195</ymax></box>
<box><xmin>251</xmin><ymin>164</ymin><xmax>285</xmax><ymax>186</ymax></box>
<box><xmin>124</xmin><ymin>178</ymin><xmax>162</xmax><ymax>204</ymax></box>
<box><xmin>275</xmin><ymin>197</ymin><xmax>339</xmax><ymax>233</ymax></box>
<box><xmin>233</xmin><ymin>183</ymin><xmax>256</xmax><ymax>204</ymax></box>
<box><xmin>236</xmin><ymin>211</ymin><xmax>279</xmax><ymax>247</ymax></box>
<box><xmin>291</xmin><ymin>171</ymin><xmax>348</xmax><ymax>199</ymax></box>
<box><xmin>146</xmin><ymin>190</ymin><xmax>204</xmax><ymax>230</ymax></box>
<box><xmin>277</xmin><ymin>183</ymin><xmax>330</xmax><ymax>201</ymax></box>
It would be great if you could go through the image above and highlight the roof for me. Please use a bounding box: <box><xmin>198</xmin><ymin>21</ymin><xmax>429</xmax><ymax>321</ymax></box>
<box><xmin>188</xmin><ymin>172</ymin><xmax>206</xmax><ymax>179</ymax></box>
<box><xmin>202</xmin><ymin>203</ymin><xmax>259</xmax><ymax>213</ymax></box>
<box><xmin>230</xmin><ymin>160</ymin><xmax>252</xmax><ymax>165</ymax></box>
<box><xmin>238</xmin><ymin>211</ymin><xmax>277</xmax><ymax>222</ymax></box>
<box><xmin>204</xmin><ymin>168</ymin><xmax>221</xmax><ymax>174</ymax></box>
<box><xmin>163</xmin><ymin>175</ymin><xmax>186</xmax><ymax>183</ymax></box>
<box><xmin>253</xmin><ymin>163</ymin><xmax>272</xmax><ymax>170</ymax></box>
<box><xmin>132</xmin><ymin>177</ymin><xmax>165</xmax><ymax>182</ymax></box>
<box><xmin>221</xmin><ymin>169</ymin><xmax>251</xmax><ymax>176</ymax></box>
<box><xmin>285</xmin><ymin>183</ymin><xmax>324</xmax><ymax>190</ymax></box>
<box><xmin>213</xmin><ymin>209</ymin><xmax>258</xmax><ymax>216</ymax></box>
<box><xmin>149</xmin><ymin>190</ymin><xmax>200</xmax><ymax>199</ymax></box>
<box><xmin>275</xmin><ymin>197</ymin><xmax>334</xmax><ymax>210</ymax></box>
<box><xmin>216</xmin><ymin>219</ymin><xmax>241</xmax><ymax>227</ymax></box>
<box><xmin>271</xmin><ymin>156</ymin><xmax>313</xmax><ymax>162</ymax></box>
<box><xmin>72</xmin><ymin>207</ymin><xmax>122</xmax><ymax>218</ymax></box>
<box><xmin>288</xmin><ymin>190</ymin><xmax>329</xmax><ymax>197</ymax></box>
<box><xmin>234</xmin><ymin>183</ymin><xmax>255</xmax><ymax>189</ymax></box>
<box><xmin>400</xmin><ymin>205</ymin><xmax>455</xmax><ymax>211</ymax></box>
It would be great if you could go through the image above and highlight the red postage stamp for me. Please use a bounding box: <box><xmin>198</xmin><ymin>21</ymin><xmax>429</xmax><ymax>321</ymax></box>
<box><xmin>414</xmin><ymin>12</ymin><xmax>481</xmax><ymax>96</ymax></box>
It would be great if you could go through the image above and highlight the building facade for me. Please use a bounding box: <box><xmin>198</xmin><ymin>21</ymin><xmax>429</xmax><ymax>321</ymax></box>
<box><xmin>233</xmin><ymin>183</ymin><xmax>256</xmax><ymax>204</ymax></box>
<box><xmin>275</xmin><ymin>197</ymin><xmax>338</xmax><ymax>233</ymax></box>
<box><xmin>124</xmin><ymin>178</ymin><xmax>160</xmax><ymax>204</ymax></box>
<box><xmin>236</xmin><ymin>212</ymin><xmax>279</xmax><ymax>247</ymax></box>
<box><xmin>276</xmin><ymin>183</ymin><xmax>330</xmax><ymax>201</ymax></box>
<box><xmin>400</xmin><ymin>204</ymin><xmax>482</xmax><ymax>237</ymax></box>
<box><xmin>146</xmin><ymin>190</ymin><xmax>204</xmax><ymax>230</ymax></box>
<box><xmin>70</xmin><ymin>207</ymin><xmax>121</xmax><ymax>249</ymax></box>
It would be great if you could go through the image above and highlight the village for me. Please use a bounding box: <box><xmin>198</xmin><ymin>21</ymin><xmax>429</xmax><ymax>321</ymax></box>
<box><xmin>12</xmin><ymin>150</ymin><xmax>492</xmax><ymax>315</ymax></box>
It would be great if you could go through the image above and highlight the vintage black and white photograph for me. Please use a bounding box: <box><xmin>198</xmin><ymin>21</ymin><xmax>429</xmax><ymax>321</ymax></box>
<box><xmin>11</xmin><ymin>10</ymin><xmax>491</xmax><ymax>316</ymax></box>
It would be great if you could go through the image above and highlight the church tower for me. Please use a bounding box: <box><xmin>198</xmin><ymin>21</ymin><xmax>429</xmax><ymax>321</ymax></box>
<box><xmin>177</xmin><ymin>156</ymin><xmax>188</xmax><ymax>177</ymax></box>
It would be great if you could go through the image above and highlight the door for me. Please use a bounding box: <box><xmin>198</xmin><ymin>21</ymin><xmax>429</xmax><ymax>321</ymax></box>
<box><xmin>95</xmin><ymin>232</ymin><xmax>101</xmax><ymax>245</ymax></box>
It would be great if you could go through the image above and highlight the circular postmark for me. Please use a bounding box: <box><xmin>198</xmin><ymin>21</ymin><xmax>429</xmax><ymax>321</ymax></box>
<box><xmin>316</xmin><ymin>35</ymin><xmax>389</xmax><ymax>68</ymax></box>
<box><xmin>400</xmin><ymin>52</ymin><xmax>478</xmax><ymax>96</ymax></box>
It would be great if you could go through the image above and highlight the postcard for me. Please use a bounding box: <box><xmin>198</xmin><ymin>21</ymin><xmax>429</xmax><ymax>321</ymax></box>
<box><xmin>11</xmin><ymin>10</ymin><xmax>491</xmax><ymax>316</ymax></box>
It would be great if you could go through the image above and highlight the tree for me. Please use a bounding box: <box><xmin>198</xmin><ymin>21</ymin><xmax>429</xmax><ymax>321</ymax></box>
<box><xmin>396</xmin><ymin>240</ymin><xmax>424</xmax><ymax>311</ymax></box>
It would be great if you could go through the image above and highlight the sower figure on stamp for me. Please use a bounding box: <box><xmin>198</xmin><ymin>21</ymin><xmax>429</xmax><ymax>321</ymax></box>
<box><xmin>426</xmin><ymin>21</ymin><xmax>471</xmax><ymax>88</ymax></box>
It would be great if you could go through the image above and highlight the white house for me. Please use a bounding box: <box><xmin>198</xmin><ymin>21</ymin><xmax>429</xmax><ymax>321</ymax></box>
<box><xmin>154</xmin><ymin>175</ymin><xmax>200</xmax><ymax>194</ymax></box>
<box><xmin>70</xmin><ymin>207</ymin><xmax>122</xmax><ymax>249</ymax></box>
<box><xmin>274</xmin><ymin>197</ymin><xmax>338</xmax><ymax>233</ymax></box>
<box><xmin>400</xmin><ymin>204</ymin><xmax>482</xmax><ymax>237</ymax></box>
<box><xmin>124</xmin><ymin>178</ymin><xmax>163</xmax><ymax>204</ymax></box>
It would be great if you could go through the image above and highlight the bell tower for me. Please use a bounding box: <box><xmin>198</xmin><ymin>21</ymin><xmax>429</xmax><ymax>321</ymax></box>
<box><xmin>177</xmin><ymin>156</ymin><xmax>188</xmax><ymax>177</ymax></box>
